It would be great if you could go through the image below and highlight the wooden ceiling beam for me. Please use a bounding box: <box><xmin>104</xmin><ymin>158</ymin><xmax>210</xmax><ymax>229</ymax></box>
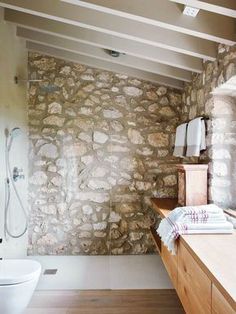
<box><xmin>169</xmin><ymin>0</ymin><xmax>236</xmax><ymax>18</ymax></box>
<box><xmin>5</xmin><ymin>10</ymin><xmax>203</xmax><ymax>73</ymax></box>
<box><xmin>62</xmin><ymin>0</ymin><xmax>236</xmax><ymax>44</ymax></box>
<box><xmin>17</xmin><ymin>27</ymin><xmax>192</xmax><ymax>82</ymax></box>
<box><xmin>1</xmin><ymin>1</ymin><xmax>218</xmax><ymax>60</ymax></box>
<box><xmin>26</xmin><ymin>41</ymin><xmax>184</xmax><ymax>90</ymax></box>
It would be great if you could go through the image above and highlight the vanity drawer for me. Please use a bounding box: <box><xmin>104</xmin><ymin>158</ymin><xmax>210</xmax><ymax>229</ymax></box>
<box><xmin>178</xmin><ymin>243</ymin><xmax>211</xmax><ymax>314</ymax></box>
<box><xmin>161</xmin><ymin>242</ymin><xmax>178</xmax><ymax>289</ymax></box>
<box><xmin>212</xmin><ymin>285</ymin><xmax>235</xmax><ymax>314</ymax></box>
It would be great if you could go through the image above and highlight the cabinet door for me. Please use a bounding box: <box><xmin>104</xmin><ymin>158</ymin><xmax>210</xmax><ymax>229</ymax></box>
<box><xmin>212</xmin><ymin>284</ymin><xmax>235</xmax><ymax>314</ymax></box>
<box><xmin>185</xmin><ymin>170</ymin><xmax>208</xmax><ymax>206</ymax></box>
<box><xmin>178</xmin><ymin>243</ymin><xmax>211</xmax><ymax>314</ymax></box>
<box><xmin>161</xmin><ymin>243</ymin><xmax>178</xmax><ymax>289</ymax></box>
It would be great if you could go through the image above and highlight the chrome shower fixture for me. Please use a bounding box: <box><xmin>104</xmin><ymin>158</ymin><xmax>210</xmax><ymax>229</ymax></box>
<box><xmin>14</xmin><ymin>76</ymin><xmax>60</xmax><ymax>93</ymax></box>
<box><xmin>7</xmin><ymin>127</ymin><xmax>21</xmax><ymax>151</ymax></box>
<box><xmin>14</xmin><ymin>76</ymin><xmax>42</xmax><ymax>84</ymax></box>
<box><xmin>10</xmin><ymin>127</ymin><xmax>21</xmax><ymax>137</ymax></box>
<box><xmin>4</xmin><ymin>126</ymin><xmax>28</xmax><ymax>239</ymax></box>
<box><xmin>13</xmin><ymin>167</ymin><xmax>25</xmax><ymax>182</ymax></box>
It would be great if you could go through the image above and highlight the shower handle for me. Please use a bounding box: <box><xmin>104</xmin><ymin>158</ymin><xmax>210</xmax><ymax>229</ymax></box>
<box><xmin>13</xmin><ymin>167</ymin><xmax>25</xmax><ymax>182</ymax></box>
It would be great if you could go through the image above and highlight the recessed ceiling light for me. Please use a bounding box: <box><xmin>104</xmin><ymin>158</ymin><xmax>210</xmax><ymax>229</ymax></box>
<box><xmin>183</xmin><ymin>6</ymin><xmax>200</xmax><ymax>17</ymax></box>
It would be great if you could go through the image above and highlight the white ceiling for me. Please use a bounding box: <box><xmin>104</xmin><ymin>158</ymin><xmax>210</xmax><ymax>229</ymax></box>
<box><xmin>1</xmin><ymin>0</ymin><xmax>236</xmax><ymax>89</ymax></box>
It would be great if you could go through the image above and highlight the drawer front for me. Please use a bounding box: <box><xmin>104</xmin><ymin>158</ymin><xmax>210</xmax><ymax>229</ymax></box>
<box><xmin>212</xmin><ymin>285</ymin><xmax>235</xmax><ymax>314</ymax></box>
<box><xmin>161</xmin><ymin>243</ymin><xmax>178</xmax><ymax>289</ymax></box>
<box><xmin>178</xmin><ymin>243</ymin><xmax>211</xmax><ymax>314</ymax></box>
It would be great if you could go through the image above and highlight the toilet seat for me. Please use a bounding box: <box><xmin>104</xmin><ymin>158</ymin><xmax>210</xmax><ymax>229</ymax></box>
<box><xmin>0</xmin><ymin>259</ymin><xmax>41</xmax><ymax>285</ymax></box>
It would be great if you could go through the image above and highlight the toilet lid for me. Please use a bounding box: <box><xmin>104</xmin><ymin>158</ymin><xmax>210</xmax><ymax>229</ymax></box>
<box><xmin>0</xmin><ymin>259</ymin><xmax>41</xmax><ymax>285</ymax></box>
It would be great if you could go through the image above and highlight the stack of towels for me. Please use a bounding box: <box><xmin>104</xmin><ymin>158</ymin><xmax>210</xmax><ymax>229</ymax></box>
<box><xmin>157</xmin><ymin>204</ymin><xmax>233</xmax><ymax>255</ymax></box>
<box><xmin>173</xmin><ymin>117</ymin><xmax>206</xmax><ymax>157</ymax></box>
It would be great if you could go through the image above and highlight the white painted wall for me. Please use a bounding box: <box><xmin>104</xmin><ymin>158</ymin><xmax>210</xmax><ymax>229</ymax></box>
<box><xmin>0</xmin><ymin>8</ymin><xmax>28</xmax><ymax>258</ymax></box>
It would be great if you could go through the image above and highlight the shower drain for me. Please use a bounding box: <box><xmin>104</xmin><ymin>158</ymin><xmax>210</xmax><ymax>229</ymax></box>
<box><xmin>43</xmin><ymin>269</ymin><xmax>58</xmax><ymax>275</ymax></box>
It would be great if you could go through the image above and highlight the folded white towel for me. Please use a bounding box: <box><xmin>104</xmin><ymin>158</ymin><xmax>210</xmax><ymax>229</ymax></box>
<box><xmin>184</xmin><ymin>217</ymin><xmax>227</xmax><ymax>224</ymax></box>
<box><xmin>177</xmin><ymin>222</ymin><xmax>232</xmax><ymax>230</ymax></box>
<box><xmin>157</xmin><ymin>204</ymin><xmax>233</xmax><ymax>254</ymax></box>
<box><xmin>225</xmin><ymin>213</ymin><xmax>236</xmax><ymax>229</ymax></box>
<box><xmin>161</xmin><ymin>204</ymin><xmax>224</xmax><ymax>220</ymax></box>
<box><xmin>173</xmin><ymin>123</ymin><xmax>187</xmax><ymax>157</ymax></box>
<box><xmin>181</xmin><ymin>211</ymin><xmax>226</xmax><ymax>224</ymax></box>
<box><xmin>179</xmin><ymin>229</ymin><xmax>233</xmax><ymax>235</ymax></box>
<box><xmin>186</xmin><ymin>117</ymin><xmax>206</xmax><ymax>157</ymax></box>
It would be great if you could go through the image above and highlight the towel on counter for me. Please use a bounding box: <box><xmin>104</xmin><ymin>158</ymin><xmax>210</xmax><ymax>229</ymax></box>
<box><xmin>225</xmin><ymin>213</ymin><xmax>236</xmax><ymax>229</ymax></box>
<box><xmin>157</xmin><ymin>204</ymin><xmax>233</xmax><ymax>255</ymax></box>
<box><xmin>173</xmin><ymin>123</ymin><xmax>188</xmax><ymax>157</ymax></box>
<box><xmin>186</xmin><ymin>117</ymin><xmax>206</xmax><ymax>157</ymax></box>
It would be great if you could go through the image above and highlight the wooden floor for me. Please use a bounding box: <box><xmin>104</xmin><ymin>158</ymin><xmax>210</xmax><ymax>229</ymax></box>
<box><xmin>25</xmin><ymin>290</ymin><xmax>184</xmax><ymax>314</ymax></box>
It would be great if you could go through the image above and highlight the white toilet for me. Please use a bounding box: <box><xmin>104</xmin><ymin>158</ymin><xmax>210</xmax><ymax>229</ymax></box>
<box><xmin>0</xmin><ymin>259</ymin><xmax>41</xmax><ymax>314</ymax></box>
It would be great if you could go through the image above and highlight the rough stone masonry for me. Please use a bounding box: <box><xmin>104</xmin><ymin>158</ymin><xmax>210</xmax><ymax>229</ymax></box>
<box><xmin>28</xmin><ymin>52</ymin><xmax>182</xmax><ymax>255</ymax></box>
<box><xmin>182</xmin><ymin>44</ymin><xmax>236</xmax><ymax>209</ymax></box>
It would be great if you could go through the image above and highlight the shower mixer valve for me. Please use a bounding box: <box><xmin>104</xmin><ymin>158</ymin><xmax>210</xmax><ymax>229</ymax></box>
<box><xmin>13</xmin><ymin>167</ymin><xmax>25</xmax><ymax>182</ymax></box>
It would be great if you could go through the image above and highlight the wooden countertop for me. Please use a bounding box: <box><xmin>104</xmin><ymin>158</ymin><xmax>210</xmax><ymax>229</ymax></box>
<box><xmin>151</xmin><ymin>197</ymin><xmax>178</xmax><ymax>218</ymax></box>
<box><xmin>150</xmin><ymin>198</ymin><xmax>236</xmax><ymax>311</ymax></box>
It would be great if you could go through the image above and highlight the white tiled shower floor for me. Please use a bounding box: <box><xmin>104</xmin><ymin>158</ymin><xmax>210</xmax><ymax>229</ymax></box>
<box><xmin>30</xmin><ymin>255</ymin><xmax>172</xmax><ymax>290</ymax></box>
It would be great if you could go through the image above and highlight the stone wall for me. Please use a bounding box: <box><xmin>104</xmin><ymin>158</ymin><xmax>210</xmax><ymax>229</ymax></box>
<box><xmin>182</xmin><ymin>44</ymin><xmax>236</xmax><ymax>208</ymax></box>
<box><xmin>28</xmin><ymin>52</ymin><xmax>182</xmax><ymax>255</ymax></box>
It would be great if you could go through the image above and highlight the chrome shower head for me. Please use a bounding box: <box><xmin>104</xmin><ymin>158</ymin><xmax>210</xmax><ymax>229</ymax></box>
<box><xmin>10</xmin><ymin>127</ymin><xmax>21</xmax><ymax>138</ymax></box>
<box><xmin>7</xmin><ymin>127</ymin><xmax>21</xmax><ymax>150</ymax></box>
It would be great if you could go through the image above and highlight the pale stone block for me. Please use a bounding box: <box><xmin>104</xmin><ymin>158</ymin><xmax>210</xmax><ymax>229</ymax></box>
<box><xmin>156</xmin><ymin>86</ymin><xmax>167</xmax><ymax>96</ymax></box>
<box><xmin>48</xmin><ymin>102</ymin><xmax>62</xmax><ymax>114</ymax></box>
<box><xmin>103</xmin><ymin>109</ymin><xmax>123</xmax><ymax>119</ymax></box>
<box><xmin>30</xmin><ymin>171</ymin><xmax>47</xmax><ymax>185</ymax></box>
<box><xmin>123</xmin><ymin>86</ymin><xmax>143</xmax><ymax>97</ymax></box>
<box><xmin>148</xmin><ymin>132</ymin><xmax>169</xmax><ymax>147</ymax></box>
<box><xmin>43</xmin><ymin>115</ymin><xmax>65</xmax><ymax>127</ymax></box>
<box><xmin>128</xmin><ymin>128</ymin><xmax>144</xmax><ymax>144</ymax></box>
<box><xmin>93</xmin><ymin>131</ymin><xmax>109</xmax><ymax>144</ymax></box>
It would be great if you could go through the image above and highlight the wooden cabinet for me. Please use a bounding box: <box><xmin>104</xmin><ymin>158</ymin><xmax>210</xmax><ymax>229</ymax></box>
<box><xmin>161</xmin><ymin>242</ymin><xmax>178</xmax><ymax>289</ymax></box>
<box><xmin>178</xmin><ymin>243</ymin><xmax>211</xmax><ymax>314</ymax></box>
<box><xmin>177</xmin><ymin>164</ymin><xmax>208</xmax><ymax>206</ymax></box>
<box><xmin>150</xmin><ymin>226</ymin><xmax>161</xmax><ymax>254</ymax></box>
<box><xmin>212</xmin><ymin>285</ymin><xmax>235</xmax><ymax>314</ymax></box>
<box><xmin>150</xmin><ymin>198</ymin><xmax>236</xmax><ymax>314</ymax></box>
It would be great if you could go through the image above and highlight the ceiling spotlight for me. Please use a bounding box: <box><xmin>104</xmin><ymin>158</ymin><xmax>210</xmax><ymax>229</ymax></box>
<box><xmin>183</xmin><ymin>6</ymin><xmax>200</xmax><ymax>17</ymax></box>
<box><xmin>109</xmin><ymin>50</ymin><xmax>121</xmax><ymax>58</ymax></box>
<box><xmin>105</xmin><ymin>50</ymin><xmax>126</xmax><ymax>58</ymax></box>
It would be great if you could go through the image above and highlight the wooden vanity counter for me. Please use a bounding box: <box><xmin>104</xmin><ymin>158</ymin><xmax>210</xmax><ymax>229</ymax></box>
<box><xmin>150</xmin><ymin>198</ymin><xmax>236</xmax><ymax>314</ymax></box>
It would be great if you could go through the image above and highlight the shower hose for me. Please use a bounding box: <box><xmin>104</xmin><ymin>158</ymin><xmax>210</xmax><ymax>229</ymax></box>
<box><xmin>4</xmin><ymin>135</ymin><xmax>28</xmax><ymax>239</ymax></box>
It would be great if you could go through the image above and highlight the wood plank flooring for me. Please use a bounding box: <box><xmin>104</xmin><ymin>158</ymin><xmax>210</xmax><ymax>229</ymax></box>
<box><xmin>25</xmin><ymin>290</ymin><xmax>184</xmax><ymax>314</ymax></box>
